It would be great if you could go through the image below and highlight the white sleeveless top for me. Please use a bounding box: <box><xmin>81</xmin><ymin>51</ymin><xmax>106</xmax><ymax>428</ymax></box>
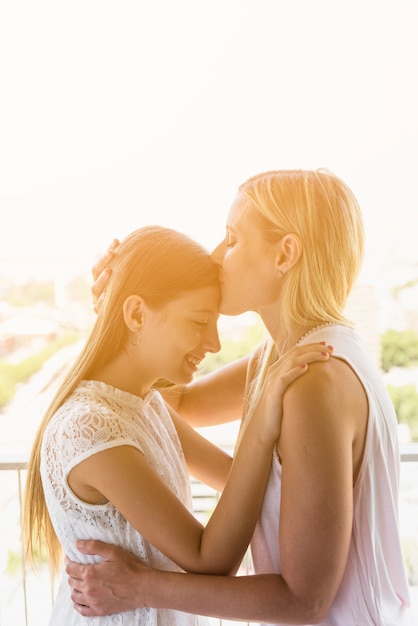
<box><xmin>41</xmin><ymin>380</ymin><xmax>208</xmax><ymax>626</ymax></box>
<box><xmin>251</xmin><ymin>325</ymin><xmax>415</xmax><ymax>626</ymax></box>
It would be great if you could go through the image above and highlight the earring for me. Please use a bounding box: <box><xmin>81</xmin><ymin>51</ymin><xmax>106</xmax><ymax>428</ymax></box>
<box><xmin>130</xmin><ymin>331</ymin><xmax>140</xmax><ymax>346</ymax></box>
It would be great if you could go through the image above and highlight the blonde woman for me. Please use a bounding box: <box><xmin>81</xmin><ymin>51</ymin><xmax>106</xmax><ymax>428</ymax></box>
<box><xmin>23</xmin><ymin>225</ymin><xmax>329</xmax><ymax>625</ymax></box>
<box><xmin>67</xmin><ymin>170</ymin><xmax>414</xmax><ymax>625</ymax></box>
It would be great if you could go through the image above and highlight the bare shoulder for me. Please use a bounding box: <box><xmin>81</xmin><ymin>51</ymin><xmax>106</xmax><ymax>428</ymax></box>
<box><xmin>285</xmin><ymin>355</ymin><xmax>365</xmax><ymax>409</ymax></box>
<box><xmin>280</xmin><ymin>356</ymin><xmax>368</xmax><ymax>475</ymax></box>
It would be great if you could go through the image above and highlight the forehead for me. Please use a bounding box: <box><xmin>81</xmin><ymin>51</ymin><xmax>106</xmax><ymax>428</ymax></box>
<box><xmin>226</xmin><ymin>192</ymin><xmax>260</xmax><ymax>234</ymax></box>
<box><xmin>170</xmin><ymin>286</ymin><xmax>220</xmax><ymax>313</ymax></box>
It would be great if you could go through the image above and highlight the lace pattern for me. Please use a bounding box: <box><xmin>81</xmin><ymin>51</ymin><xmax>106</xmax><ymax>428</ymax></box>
<box><xmin>41</xmin><ymin>380</ymin><xmax>207</xmax><ymax>625</ymax></box>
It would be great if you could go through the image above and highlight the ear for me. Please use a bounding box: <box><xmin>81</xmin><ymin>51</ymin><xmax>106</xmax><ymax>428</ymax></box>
<box><xmin>123</xmin><ymin>295</ymin><xmax>145</xmax><ymax>332</ymax></box>
<box><xmin>276</xmin><ymin>233</ymin><xmax>302</xmax><ymax>276</ymax></box>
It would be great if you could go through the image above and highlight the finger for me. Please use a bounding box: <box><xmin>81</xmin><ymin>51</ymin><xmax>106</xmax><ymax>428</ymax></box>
<box><xmin>67</xmin><ymin>575</ymin><xmax>80</xmax><ymax>589</ymax></box>
<box><xmin>292</xmin><ymin>342</ymin><xmax>334</xmax><ymax>356</ymax></box>
<box><xmin>67</xmin><ymin>574</ymin><xmax>87</xmax><ymax>591</ymax></box>
<box><xmin>64</xmin><ymin>554</ymin><xmax>81</xmax><ymax>579</ymax></box>
<box><xmin>91</xmin><ymin>251</ymin><xmax>111</xmax><ymax>283</ymax></box>
<box><xmin>65</xmin><ymin>558</ymin><xmax>89</xmax><ymax>581</ymax></box>
<box><xmin>64</xmin><ymin>556</ymin><xmax>79</xmax><ymax>578</ymax></box>
<box><xmin>294</xmin><ymin>349</ymin><xmax>332</xmax><ymax>365</ymax></box>
<box><xmin>75</xmin><ymin>539</ymin><xmax>118</xmax><ymax>560</ymax></box>
<box><xmin>91</xmin><ymin>269</ymin><xmax>111</xmax><ymax>304</ymax></box>
<box><xmin>91</xmin><ymin>239</ymin><xmax>119</xmax><ymax>281</ymax></box>
<box><xmin>72</xmin><ymin>593</ymin><xmax>108</xmax><ymax>618</ymax></box>
<box><xmin>289</xmin><ymin>341</ymin><xmax>333</xmax><ymax>359</ymax></box>
<box><xmin>268</xmin><ymin>363</ymin><xmax>311</xmax><ymax>393</ymax></box>
<box><xmin>273</xmin><ymin>349</ymin><xmax>331</xmax><ymax>375</ymax></box>
<box><xmin>70</xmin><ymin>588</ymin><xmax>88</xmax><ymax>605</ymax></box>
<box><xmin>93</xmin><ymin>291</ymin><xmax>105</xmax><ymax>314</ymax></box>
<box><xmin>72</xmin><ymin>600</ymin><xmax>97</xmax><ymax>617</ymax></box>
<box><xmin>109</xmin><ymin>238</ymin><xmax>120</xmax><ymax>251</ymax></box>
<box><xmin>276</xmin><ymin>343</ymin><xmax>331</xmax><ymax>367</ymax></box>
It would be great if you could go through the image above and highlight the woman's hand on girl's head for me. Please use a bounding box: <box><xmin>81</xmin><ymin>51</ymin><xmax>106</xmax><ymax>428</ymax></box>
<box><xmin>91</xmin><ymin>239</ymin><xmax>120</xmax><ymax>313</ymax></box>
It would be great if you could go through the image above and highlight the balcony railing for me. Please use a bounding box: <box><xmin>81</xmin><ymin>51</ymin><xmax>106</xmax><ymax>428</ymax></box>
<box><xmin>1</xmin><ymin>445</ymin><xmax>418</xmax><ymax>626</ymax></box>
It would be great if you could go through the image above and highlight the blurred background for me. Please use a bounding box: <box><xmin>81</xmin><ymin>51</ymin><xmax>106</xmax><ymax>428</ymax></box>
<box><xmin>0</xmin><ymin>1</ymin><xmax>417</xmax><ymax>623</ymax></box>
<box><xmin>1</xmin><ymin>0</ymin><xmax>418</xmax><ymax>439</ymax></box>
<box><xmin>0</xmin><ymin>0</ymin><xmax>417</xmax><ymax>277</ymax></box>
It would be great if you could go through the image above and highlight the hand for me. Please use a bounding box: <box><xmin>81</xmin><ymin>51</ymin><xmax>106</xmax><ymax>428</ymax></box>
<box><xmin>91</xmin><ymin>239</ymin><xmax>120</xmax><ymax>314</ymax></box>
<box><xmin>66</xmin><ymin>540</ymin><xmax>148</xmax><ymax>617</ymax></box>
<box><xmin>248</xmin><ymin>342</ymin><xmax>334</xmax><ymax>443</ymax></box>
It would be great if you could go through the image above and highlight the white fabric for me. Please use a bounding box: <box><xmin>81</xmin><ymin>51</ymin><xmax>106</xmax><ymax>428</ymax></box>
<box><xmin>251</xmin><ymin>325</ymin><xmax>415</xmax><ymax>626</ymax></box>
<box><xmin>41</xmin><ymin>380</ymin><xmax>208</xmax><ymax>626</ymax></box>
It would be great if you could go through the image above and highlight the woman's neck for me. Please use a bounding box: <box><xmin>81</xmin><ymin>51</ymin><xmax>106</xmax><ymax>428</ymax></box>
<box><xmin>259</xmin><ymin>311</ymin><xmax>306</xmax><ymax>351</ymax></box>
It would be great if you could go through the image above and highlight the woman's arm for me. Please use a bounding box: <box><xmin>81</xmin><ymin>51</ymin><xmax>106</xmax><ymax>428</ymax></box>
<box><xmin>67</xmin><ymin>353</ymin><xmax>302</xmax><ymax>576</ymax></box>
<box><xmin>271</xmin><ymin>356</ymin><xmax>364</xmax><ymax>619</ymax></box>
<box><xmin>168</xmin><ymin>408</ymin><xmax>232</xmax><ymax>492</ymax></box>
<box><xmin>68</xmin><ymin>344</ymin><xmax>332</xmax><ymax>577</ymax></box>
<box><xmin>68</xmin><ymin>547</ymin><xmax>326</xmax><ymax>624</ymax></box>
<box><xmin>160</xmin><ymin>355</ymin><xmax>250</xmax><ymax>427</ymax></box>
<box><xmin>67</xmin><ymin>353</ymin><xmax>365</xmax><ymax>624</ymax></box>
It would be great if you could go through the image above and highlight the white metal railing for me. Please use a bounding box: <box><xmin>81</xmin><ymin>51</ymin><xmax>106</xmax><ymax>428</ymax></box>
<box><xmin>400</xmin><ymin>443</ymin><xmax>418</xmax><ymax>462</ymax></box>
<box><xmin>1</xmin><ymin>446</ymin><xmax>417</xmax><ymax>625</ymax></box>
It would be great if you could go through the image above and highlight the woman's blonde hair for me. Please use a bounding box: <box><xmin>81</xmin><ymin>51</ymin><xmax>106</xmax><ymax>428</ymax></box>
<box><xmin>240</xmin><ymin>169</ymin><xmax>365</xmax><ymax>419</ymax></box>
<box><xmin>23</xmin><ymin>226</ymin><xmax>219</xmax><ymax>575</ymax></box>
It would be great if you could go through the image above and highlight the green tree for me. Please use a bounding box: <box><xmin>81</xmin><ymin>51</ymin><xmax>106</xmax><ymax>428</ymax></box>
<box><xmin>381</xmin><ymin>329</ymin><xmax>418</xmax><ymax>372</ymax></box>
<box><xmin>6</xmin><ymin>280</ymin><xmax>56</xmax><ymax>307</ymax></box>
<box><xmin>0</xmin><ymin>332</ymin><xmax>80</xmax><ymax>408</ymax></box>
<box><xmin>387</xmin><ymin>384</ymin><xmax>418</xmax><ymax>441</ymax></box>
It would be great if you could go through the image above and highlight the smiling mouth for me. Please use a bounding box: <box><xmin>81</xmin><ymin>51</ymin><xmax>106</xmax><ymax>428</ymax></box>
<box><xmin>186</xmin><ymin>355</ymin><xmax>202</xmax><ymax>367</ymax></box>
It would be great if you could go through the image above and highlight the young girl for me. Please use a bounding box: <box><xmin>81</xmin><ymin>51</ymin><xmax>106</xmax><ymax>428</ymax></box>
<box><xmin>23</xmin><ymin>225</ymin><xmax>330</xmax><ymax>625</ymax></box>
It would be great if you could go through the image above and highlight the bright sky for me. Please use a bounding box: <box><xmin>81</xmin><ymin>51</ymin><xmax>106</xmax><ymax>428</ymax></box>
<box><xmin>0</xmin><ymin>0</ymin><xmax>417</xmax><ymax>284</ymax></box>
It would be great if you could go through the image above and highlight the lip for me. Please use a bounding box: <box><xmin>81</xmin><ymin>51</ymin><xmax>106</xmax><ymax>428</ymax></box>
<box><xmin>185</xmin><ymin>354</ymin><xmax>204</xmax><ymax>369</ymax></box>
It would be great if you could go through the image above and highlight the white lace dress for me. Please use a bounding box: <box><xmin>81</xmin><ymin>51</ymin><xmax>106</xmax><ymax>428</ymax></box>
<box><xmin>41</xmin><ymin>380</ymin><xmax>209</xmax><ymax>626</ymax></box>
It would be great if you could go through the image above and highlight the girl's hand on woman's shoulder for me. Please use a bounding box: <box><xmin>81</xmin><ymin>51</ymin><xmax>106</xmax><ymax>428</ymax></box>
<box><xmin>249</xmin><ymin>342</ymin><xmax>334</xmax><ymax>444</ymax></box>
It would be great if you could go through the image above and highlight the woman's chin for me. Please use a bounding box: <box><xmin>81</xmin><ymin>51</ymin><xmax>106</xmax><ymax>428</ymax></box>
<box><xmin>219</xmin><ymin>301</ymin><xmax>247</xmax><ymax>317</ymax></box>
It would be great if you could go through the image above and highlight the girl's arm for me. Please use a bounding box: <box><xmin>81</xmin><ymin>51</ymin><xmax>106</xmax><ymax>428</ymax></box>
<box><xmin>168</xmin><ymin>408</ymin><xmax>232</xmax><ymax>493</ymax></box>
<box><xmin>67</xmin><ymin>352</ymin><xmax>365</xmax><ymax>624</ymax></box>
<box><xmin>68</xmin><ymin>344</ymin><xmax>332</xmax><ymax>577</ymax></box>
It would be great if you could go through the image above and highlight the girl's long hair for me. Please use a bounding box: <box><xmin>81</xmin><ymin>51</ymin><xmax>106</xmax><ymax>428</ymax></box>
<box><xmin>23</xmin><ymin>226</ymin><xmax>219</xmax><ymax>575</ymax></box>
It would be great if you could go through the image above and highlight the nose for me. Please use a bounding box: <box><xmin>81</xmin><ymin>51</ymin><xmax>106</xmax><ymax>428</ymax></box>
<box><xmin>210</xmin><ymin>240</ymin><xmax>225</xmax><ymax>266</ymax></box>
<box><xmin>202</xmin><ymin>322</ymin><xmax>221</xmax><ymax>354</ymax></box>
